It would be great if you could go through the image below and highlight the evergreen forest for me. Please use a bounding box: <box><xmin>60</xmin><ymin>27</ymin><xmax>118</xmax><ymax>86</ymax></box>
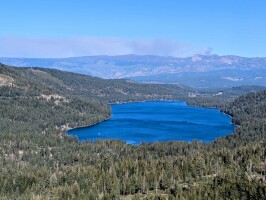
<box><xmin>0</xmin><ymin>63</ymin><xmax>265</xmax><ymax>199</ymax></box>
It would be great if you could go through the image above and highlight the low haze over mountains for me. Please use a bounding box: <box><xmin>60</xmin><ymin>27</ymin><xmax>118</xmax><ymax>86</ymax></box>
<box><xmin>1</xmin><ymin>54</ymin><xmax>266</xmax><ymax>88</ymax></box>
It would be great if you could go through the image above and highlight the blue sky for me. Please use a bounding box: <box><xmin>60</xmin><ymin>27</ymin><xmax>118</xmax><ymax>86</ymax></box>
<box><xmin>0</xmin><ymin>0</ymin><xmax>265</xmax><ymax>57</ymax></box>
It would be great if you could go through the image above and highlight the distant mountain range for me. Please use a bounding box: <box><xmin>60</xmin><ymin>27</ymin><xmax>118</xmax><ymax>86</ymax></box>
<box><xmin>1</xmin><ymin>54</ymin><xmax>266</xmax><ymax>88</ymax></box>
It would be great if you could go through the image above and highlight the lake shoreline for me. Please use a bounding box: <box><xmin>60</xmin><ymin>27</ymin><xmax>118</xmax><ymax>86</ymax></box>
<box><xmin>66</xmin><ymin>99</ymin><xmax>234</xmax><ymax>143</ymax></box>
<box><xmin>66</xmin><ymin>115</ymin><xmax>112</xmax><ymax>132</ymax></box>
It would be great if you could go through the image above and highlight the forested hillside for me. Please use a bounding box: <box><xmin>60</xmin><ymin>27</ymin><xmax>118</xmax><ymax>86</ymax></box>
<box><xmin>12</xmin><ymin>65</ymin><xmax>190</xmax><ymax>103</ymax></box>
<box><xmin>0</xmin><ymin>63</ymin><xmax>110</xmax><ymax>134</ymax></box>
<box><xmin>0</xmin><ymin>63</ymin><xmax>265</xmax><ymax>199</ymax></box>
<box><xmin>222</xmin><ymin>90</ymin><xmax>266</xmax><ymax>146</ymax></box>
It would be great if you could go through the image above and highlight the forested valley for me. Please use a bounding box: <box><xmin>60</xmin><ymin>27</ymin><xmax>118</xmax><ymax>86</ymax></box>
<box><xmin>0</xmin><ymin>63</ymin><xmax>265</xmax><ymax>199</ymax></box>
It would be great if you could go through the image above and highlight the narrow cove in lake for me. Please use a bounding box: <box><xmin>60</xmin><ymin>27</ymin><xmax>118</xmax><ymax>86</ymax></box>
<box><xmin>67</xmin><ymin>101</ymin><xmax>234</xmax><ymax>145</ymax></box>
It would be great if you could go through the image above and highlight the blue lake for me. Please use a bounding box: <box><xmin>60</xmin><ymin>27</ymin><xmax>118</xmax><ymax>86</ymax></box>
<box><xmin>68</xmin><ymin>101</ymin><xmax>234</xmax><ymax>145</ymax></box>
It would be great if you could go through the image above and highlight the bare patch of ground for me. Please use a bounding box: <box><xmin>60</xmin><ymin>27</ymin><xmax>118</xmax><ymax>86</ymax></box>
<box><xmin>0</xmin><ymin>74</ymin><xmax>14</xmax><ymax>87</ymax></box>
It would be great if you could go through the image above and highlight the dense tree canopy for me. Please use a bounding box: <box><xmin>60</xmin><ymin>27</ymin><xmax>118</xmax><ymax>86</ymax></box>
<box><xmin>0</xmin><ymin>63</ymin><xmax>265</xmax><ymax>199</ymax></box>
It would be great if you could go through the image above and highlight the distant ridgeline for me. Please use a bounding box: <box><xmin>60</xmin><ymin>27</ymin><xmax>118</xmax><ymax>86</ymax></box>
<box><xmin>1</xmin><ymin>54</ymin><xmax>266</xmax><ymax>88</ymax></box>
<box><xmin>0</xmin><ymin>63</ymin><xmax>265</xmax><ymax>199</ymax></box>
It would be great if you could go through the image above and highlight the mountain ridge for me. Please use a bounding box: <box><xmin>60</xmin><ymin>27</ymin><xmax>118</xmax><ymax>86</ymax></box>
<box><xmin>1</xmin><ymin>54</ymin><xmax>266</xmax><ymax>88</ymax></box>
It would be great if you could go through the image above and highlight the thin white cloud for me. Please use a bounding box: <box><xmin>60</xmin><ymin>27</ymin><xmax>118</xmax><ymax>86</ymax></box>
<box><xmin>0</xmin><ymin>36</ymin><xmax>212</xmax><ymax>58</ymax></box>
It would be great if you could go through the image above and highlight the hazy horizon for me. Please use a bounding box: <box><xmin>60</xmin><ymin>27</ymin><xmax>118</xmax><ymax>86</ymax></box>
<box><xmin>1</xmin><ymin>53</ymin><xmax>266</xmax><ymax>59</ymax></box>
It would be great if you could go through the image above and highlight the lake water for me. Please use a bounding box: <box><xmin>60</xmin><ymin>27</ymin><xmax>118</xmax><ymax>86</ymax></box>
<box><xmin>68</xmin><ymin>101</ymin><xmax>234</xmax><ymax>145</ymax></box>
